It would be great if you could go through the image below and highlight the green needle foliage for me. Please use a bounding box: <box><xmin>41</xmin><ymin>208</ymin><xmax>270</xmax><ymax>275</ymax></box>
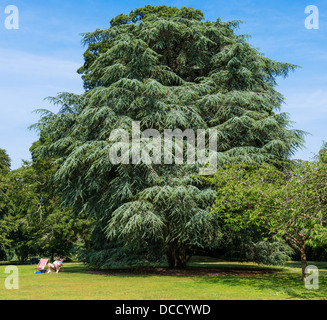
<box><xmin>32</xmin><ymin>6</ymin><xmax>305</xmax><ymax>268</ymax></box>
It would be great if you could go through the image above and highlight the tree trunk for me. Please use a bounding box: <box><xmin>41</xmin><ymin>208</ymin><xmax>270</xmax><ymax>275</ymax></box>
<box><xmin>167</xmin><ymin>247</ymin><xmax>176</xmax><ymax>269</ymax></box>
<box><xmin>16</xmin><ymin>248</ymin><xmax>28</xmax><ymax>265</ymax></box>
<box><xmin>166</xmin><ymin>242</ymin><xmax>188</xmax><ymax>268</ymax></box>
<box><xmin>300</xmin><ymin>246</ymin><xmax>308</xmax><ymax>282</ymax></box>
<box><xmin>284</xmin><ymin>236</ymin><xmax>308</xmax><ymax>281</ymax></box>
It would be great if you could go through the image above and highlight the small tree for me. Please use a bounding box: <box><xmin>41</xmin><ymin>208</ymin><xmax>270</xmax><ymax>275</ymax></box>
<box><xmin>209</xmin><ymin>152</ymin><xmax>327</xmax><ymax>281</ymax></box>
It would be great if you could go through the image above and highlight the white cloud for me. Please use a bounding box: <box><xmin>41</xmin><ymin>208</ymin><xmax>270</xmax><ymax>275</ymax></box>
<box><xmin>0</xmin><ymin>48</ymin><xmax>83</xmax><ymax>83</ymax></box>
<box><xmin>0</xmin><ymin>48</ymin><xmax>84</xmax><ymax>168</ymax></box>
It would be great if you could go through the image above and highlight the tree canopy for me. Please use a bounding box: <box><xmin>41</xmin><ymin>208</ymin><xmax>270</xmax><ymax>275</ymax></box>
<box><xmin>0</xmin><ymin>144</ymin><xmax>93</xmax><ymax>263</ymax></box>
<box><xmin>32</xmin><ymin>5</ymin><xmax>305</xmax><ymax>268</ymax></box>
<box><xmin>208</xmin><ymin>146</ymin><xmax>327</xmax><ymax>280</ymax></box>
<box><xmin>0</xmin><ymin>148</ymin><xmax>13</xmax><ymax>257</ymax></box>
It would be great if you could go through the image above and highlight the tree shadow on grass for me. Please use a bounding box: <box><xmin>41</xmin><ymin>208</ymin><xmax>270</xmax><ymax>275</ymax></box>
<box><xmin>193</xmin><ymin>269</ymin><xmax>327</xmax><ymax>300</ymax></box>
<box><xmin>62</xmin><ymin>262</ymin><xmax>327</xmax><ymax>300</ymax></box>
<box><xmin>58</xmin><ymin>263</ymin><xmax>88</xmax><ymax>274</ymax></box>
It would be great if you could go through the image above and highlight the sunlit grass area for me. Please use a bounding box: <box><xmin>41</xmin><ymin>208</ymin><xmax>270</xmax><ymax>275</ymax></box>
<box><xmin>0</xmin><ymin>258</ymin><xmax>326</xmax><ymax>300</ymax></box>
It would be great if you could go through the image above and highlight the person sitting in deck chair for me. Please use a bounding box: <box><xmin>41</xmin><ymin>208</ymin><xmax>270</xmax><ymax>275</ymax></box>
<box><xmin>47</xmin><ymin>257</ymin><xmax>63</xmax><ymax>273</ymax></box>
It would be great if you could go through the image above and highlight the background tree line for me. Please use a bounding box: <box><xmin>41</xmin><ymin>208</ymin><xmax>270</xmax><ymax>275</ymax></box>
<box><xmin>0</xmin><ymin>146</ymin><xmax>93</xmax><ymax>264</ymax></box>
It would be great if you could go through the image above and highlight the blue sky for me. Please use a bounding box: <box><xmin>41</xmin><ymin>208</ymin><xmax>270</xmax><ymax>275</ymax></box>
<box><xmin>0</xmin><ymin>0</ymin><xmax>326</xmax><ymax>169</ymax></box>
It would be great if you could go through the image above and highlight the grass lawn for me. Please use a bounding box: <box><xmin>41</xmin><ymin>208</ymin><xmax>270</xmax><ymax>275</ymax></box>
<box><xmin>0</xmin><ymin>258</ymin><xmax>326</xmax><ymax>300</ymax></box>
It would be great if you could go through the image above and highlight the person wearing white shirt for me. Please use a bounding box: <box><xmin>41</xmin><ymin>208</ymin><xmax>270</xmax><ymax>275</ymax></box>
<box><xmin>47</xmin><ymin>257</ymin><xmax>63</xmax><ymax>273</ymax></box>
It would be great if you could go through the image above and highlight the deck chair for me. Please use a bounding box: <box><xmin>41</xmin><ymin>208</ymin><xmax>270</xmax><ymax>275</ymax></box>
<box><xmin>35</xmin><ymin>258</ymin><xmax>48</xmax><ymax>273</ymax></box>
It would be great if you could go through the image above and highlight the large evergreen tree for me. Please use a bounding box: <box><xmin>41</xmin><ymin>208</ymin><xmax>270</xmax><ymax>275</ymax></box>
<box><xmin>33</xmin><ymin>6</ymin><xmax>305</xmax><ymax>268</ymax></box>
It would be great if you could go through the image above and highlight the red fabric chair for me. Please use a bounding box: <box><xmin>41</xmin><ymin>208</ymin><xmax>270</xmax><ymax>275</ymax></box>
<box><xmin>35</xmin><ymin>259</ymin><xmax>48</xmax><ymax>272</ymax></box>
